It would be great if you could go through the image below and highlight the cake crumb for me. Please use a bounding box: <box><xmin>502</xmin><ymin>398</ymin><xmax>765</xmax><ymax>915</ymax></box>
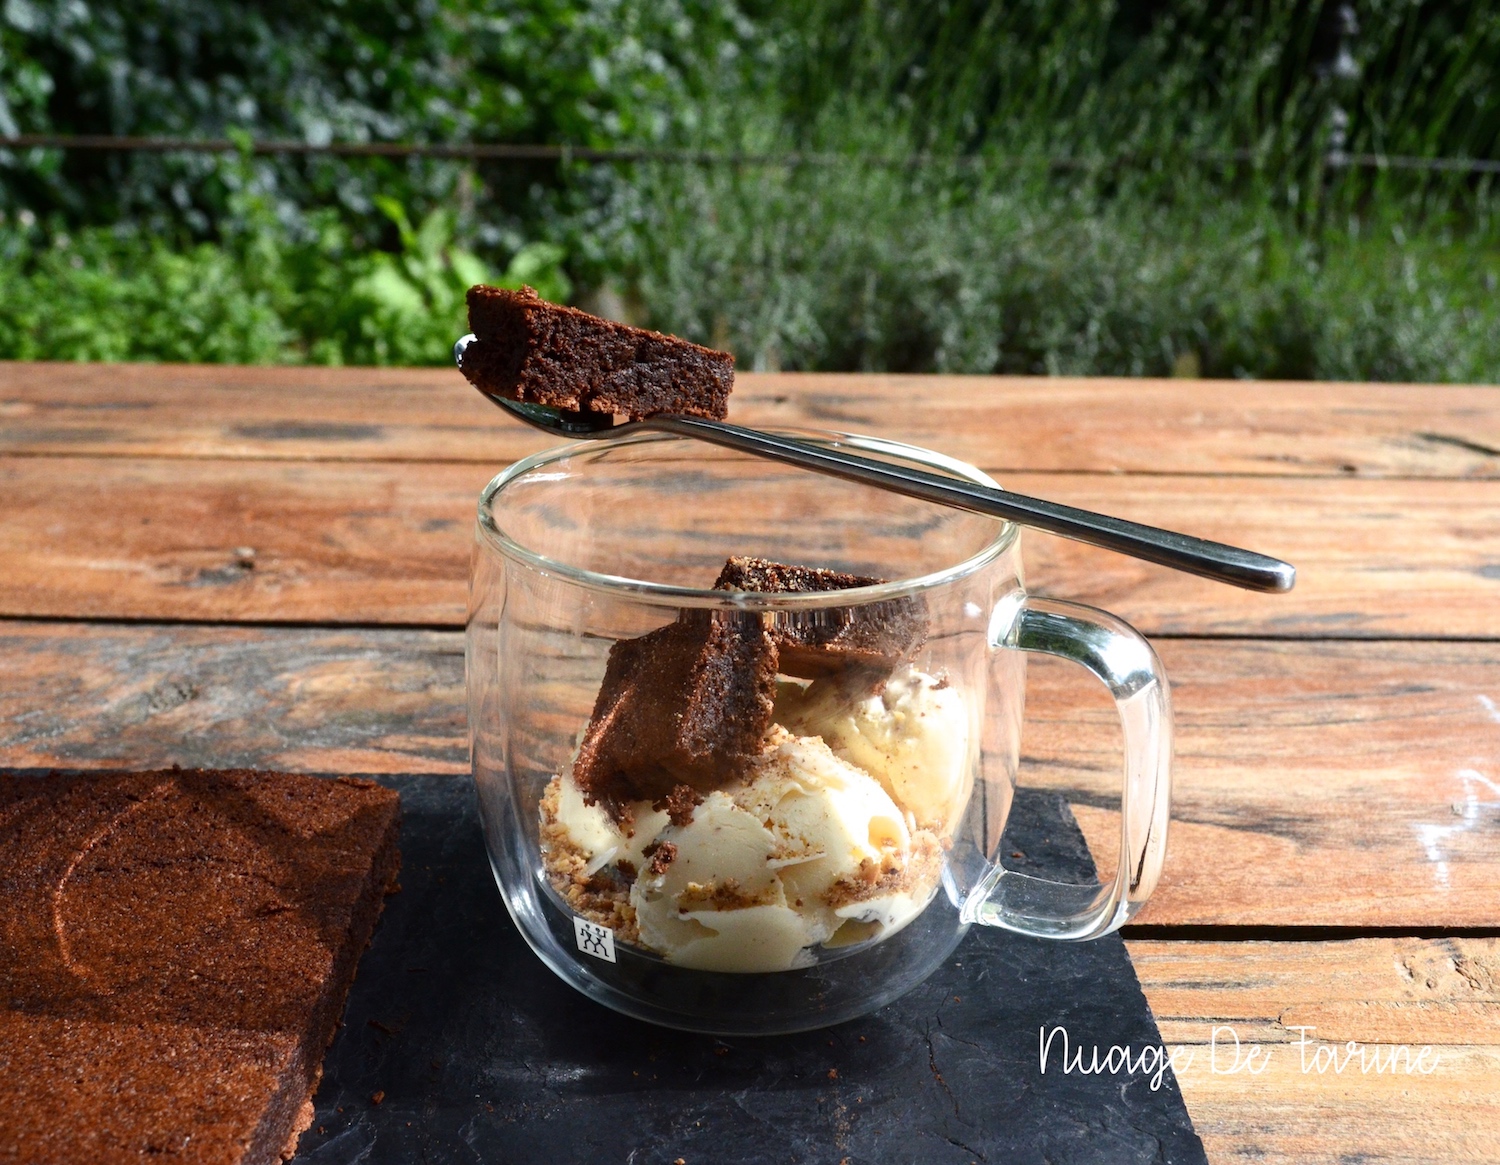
<box><xmin>654</xmin><ymin>783</ymin><xmax>704</xmax><ymax>827</ymax></box>
<box><xmin>646</xmin><ymin>841</ymin><xmax>677</xmax><ymax>876</ymax></box>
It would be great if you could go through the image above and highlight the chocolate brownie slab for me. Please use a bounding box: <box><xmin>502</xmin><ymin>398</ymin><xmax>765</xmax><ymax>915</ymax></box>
<box><xmin>713</xmin><ymin>556</ymin><xmax>929</xmax><ymax>678</ymax></box>
<box><xmin>462</xmin><ymin>285</ymin><xmax>734</xmax><ymax>420</ymax></box>
<box><xmin>0</xmin><ymin>1013</ymin><xmax>307</xmax><ymax>1164</ymax></box>
<box><xmin>0</xmin><ymin>768</ymin><xmax>400</xmax><ymax>1165</ymax></box>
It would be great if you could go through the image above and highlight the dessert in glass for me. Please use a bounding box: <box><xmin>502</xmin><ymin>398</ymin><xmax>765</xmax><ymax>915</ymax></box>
<box><xmin>467</xmin><ymin>429</ymin><xmax>1172</xmax><ymax>1035</ymax></box>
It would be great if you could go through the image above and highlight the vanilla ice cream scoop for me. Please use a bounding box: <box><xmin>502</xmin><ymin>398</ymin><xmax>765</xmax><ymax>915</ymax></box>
<box><xmin>549</xmin><ymin>773</ymin><xmax>671</xmax><ymax>876</ymax></box>
<box><xmin>775</xmin><ymin>666</ymin><xmax>971</xmax><ymax>829</ymax></box>
<box><xmin>628</xmin><ymin>730</ymin><xmax>940</xmax><ymax>972</ymax></box>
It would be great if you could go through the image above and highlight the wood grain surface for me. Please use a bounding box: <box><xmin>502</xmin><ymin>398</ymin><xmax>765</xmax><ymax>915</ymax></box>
<box><xmin>5</xmin><ymin>362</ymin><xmax>1499</xmax><ymax>477</ymax></box>
<box><xmin>4</xmin><ymin>361</ymin><xmax>1499</xmax><ymax>1164</ymax></box>
<box><xmin>0</xmin><ymin>622</ymin><xmax>466</xmax><ymax>775</ymax></box>
<box><xmin>3</xmin><ymin>455</ymin><xmax>1498</xmax><ymax>633</ymax></box>
<box><xmin>1127</xmin><ymin>938</ymin><xmax>1500</xmax><ymax>1164</ymax></box>
<box><xmin>5</xmin><ymin>622</ymin><xmax>1497</xmax><ymax>927</ymax></box>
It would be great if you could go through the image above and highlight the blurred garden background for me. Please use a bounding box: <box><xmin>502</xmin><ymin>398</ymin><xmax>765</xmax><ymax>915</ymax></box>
<box><xmin>1</xmin><ymin>0</ymin><xmax>1497</xmax><ymax>380</ymax></box>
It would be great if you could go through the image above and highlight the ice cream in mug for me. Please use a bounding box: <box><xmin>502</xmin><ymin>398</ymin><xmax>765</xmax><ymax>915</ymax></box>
<box><xmin>539</xmin><ymin>557</ymin><xmax>972</xmax><ymax>972</ymax></box>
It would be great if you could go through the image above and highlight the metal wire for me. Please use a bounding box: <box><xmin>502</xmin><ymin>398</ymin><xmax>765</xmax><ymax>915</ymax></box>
<box><xmin>1</xmin><ymin>134</ymin><xmax>1497</xmax><ymax>175</ymax></box>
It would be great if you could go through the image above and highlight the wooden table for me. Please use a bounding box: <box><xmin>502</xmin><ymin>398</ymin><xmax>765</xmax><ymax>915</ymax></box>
<box><xmin>3</xmin><ymin>362</ymin><xmax>1498</xmax><ymax>1162</ymax></box>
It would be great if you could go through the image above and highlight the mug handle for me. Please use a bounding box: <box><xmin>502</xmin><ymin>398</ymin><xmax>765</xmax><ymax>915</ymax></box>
<box><xmin>962</xmin><ymin>595</ymin><xmax>1173</xmax><ymax>940</ymax></box>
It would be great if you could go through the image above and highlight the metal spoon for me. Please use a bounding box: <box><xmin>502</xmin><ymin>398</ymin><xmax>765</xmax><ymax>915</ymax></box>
<box><xmin>455</xmin><ymin>334</ymin><xmax>1295</xmax><ymax>593</ymax></box>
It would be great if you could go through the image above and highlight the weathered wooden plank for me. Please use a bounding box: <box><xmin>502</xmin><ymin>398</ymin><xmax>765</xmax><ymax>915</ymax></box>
<box><xmin>1131</xmin><ymin>937</ymin><xmax>1500</xmax><ymax>1048</ymax></box>
<box><xmin>1128</xmin><ymin>938</ymin><xmax>1500</xmax><ymax>1165</ymax></box>
<box><xmin>0</xmin><ymin>456</ymin><xmax>487</xmax><ymax>624</ymax></box>
<box><xmin>0</xmin><ymin>455</ymin><xmax>1494</xmax><ymax>634</ymax></box>
<box><xmin>1014</xmin><ymin>472</ymin><xmax>1500</xmax><ymax>637</ymax></box>
<box><xmin>0</xmin><ymin>360</ymin><xmax>552</xmax><ymax>464</ymax></box>
<box><xmin>3</xmin><ymin>624</ymin><xmax>1497</xmax><ymax>927</ymax></box>
<box><xmin>4</xmin><ymin>362</ymin><xmax>1498</xmax><ymax>478</ymax></box>
<box><xmin>0</xmin><ymin>622</ymin><xmax>466</xmax><ymax>775</ymax></box>
<box><xmin>1028</xmin><ymin>638</ymin><xmax>1500</xmax><ymax>927</ymax></box>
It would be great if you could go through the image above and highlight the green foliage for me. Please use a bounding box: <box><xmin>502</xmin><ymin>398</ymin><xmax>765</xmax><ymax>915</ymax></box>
<box><xmin>608</xmin><ymin>159</ymin><xmax>1500</xmax><ymax>380</ymax></box>
<box><xmin>0</xmin><ymin>224</ymin><xmax>291</xmax><ymax>362</ymax></box>
<box><xmin>0</xmin><ymin>0</ymin><xmax>748</xmax><ymax>246</ymax></box>
<box><xmin>335</xmin><ymin>199</ymin><xmax>570</xmax><ymax>364</ymax></box>
<box><xmin>586</xmin><ymin>0</ymin><xmax>1500</xmax><ymax>382</ymax></box>
<box><xmin>0</xmin><ymin>199</ymin><xmax>569</xmax><ymax>364</ymax></box>
<box><xmin>2</xmin><ymin>1</ymin><xmax>1499</xmax><ymax>380</ymax></box>
<box><xmin>761</xmin><ymin>1</ymin><xmax>1500</xmax><ymax>172</ymax></box>
<box><xmin>345</xmin><ymin>198</ymin><xmax>493</xmax><ymax>365</ymax></box>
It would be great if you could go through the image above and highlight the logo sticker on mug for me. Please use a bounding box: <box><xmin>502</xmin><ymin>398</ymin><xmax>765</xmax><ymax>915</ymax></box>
<box><xmin>573</xmin><ymin>917</ymin><xmax>617</xmax><ymax>962</ymax></box>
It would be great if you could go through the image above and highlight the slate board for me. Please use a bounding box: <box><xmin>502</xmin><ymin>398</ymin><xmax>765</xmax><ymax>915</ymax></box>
<box><xmin>297</xmin><ymin>776</ymin><xmax>1205</xmax><ymax>1165</ymax></box>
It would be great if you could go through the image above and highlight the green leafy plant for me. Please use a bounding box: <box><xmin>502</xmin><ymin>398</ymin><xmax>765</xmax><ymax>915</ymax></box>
<box><xmin>3</xmin><ymin>1</ymin><xmax>1499</xmax><ymax>380</ymax></box>
<box><xmin>347</xmin><ymin>198</ymin><xmax>492</xmax><ymax>364</ymax></box>
<box><xmin>0</xmin><ymin>203</ymin><xmax>575</xmax><ymax>365</ymax></box>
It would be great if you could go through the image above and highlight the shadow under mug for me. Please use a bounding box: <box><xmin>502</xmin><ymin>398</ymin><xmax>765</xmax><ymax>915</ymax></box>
<box><xmin>467</xmin><ymin>429</ymin><xmax>1172</xmax><ymax>1035</ymax></box>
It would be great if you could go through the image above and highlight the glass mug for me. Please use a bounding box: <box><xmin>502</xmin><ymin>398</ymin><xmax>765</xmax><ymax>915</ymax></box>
<box><xmin>467</xmin><ymin>429</ymin><xmax>1171</xmax><ymax>1035</ymax></box>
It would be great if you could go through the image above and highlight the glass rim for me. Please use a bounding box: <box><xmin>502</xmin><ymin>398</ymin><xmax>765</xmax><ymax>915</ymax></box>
<box><xmin>475</xmin><ymin>427</ymin><xmax>1018</xmax><ymax>608</ymax></box>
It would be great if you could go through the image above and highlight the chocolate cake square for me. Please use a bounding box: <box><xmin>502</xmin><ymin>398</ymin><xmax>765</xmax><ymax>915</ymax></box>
<box><xmin>713</xmin><ymin>556</ymin><xmax>929</xmax><ymax>678</ymax></box>
<box><xmin>572</xmin><ymin>612</ymin><xmax>778</xmax><ymax>815</ymax></box>
<box><xmin>462</xmin><ymin>285</ymin><xmax>734</xmax><ymax>420</ymax></box>
<box><xmin>0</xmin><ymin>1013</ymin><xmax>306</xmax><ymax>1164</ymax></box>
<box><xmin>0</xmin><ymin>768</ymin><xmax>401</xmax><ymax>1165</ymax></box>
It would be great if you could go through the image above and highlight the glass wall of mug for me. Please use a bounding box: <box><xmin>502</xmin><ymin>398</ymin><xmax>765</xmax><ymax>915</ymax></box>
<box><xmin>470</xmin><ymin>430</ymin><xmax>1063</xmax><ymax>1035</ymax></box>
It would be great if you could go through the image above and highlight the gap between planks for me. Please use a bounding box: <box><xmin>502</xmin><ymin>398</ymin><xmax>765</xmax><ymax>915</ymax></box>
<box><xmin>2</xmin><ymin>611</ymin><xmax>1499</xmax><ymax>643</ymax></box>
<box><xmin>12</xmin><ymin>444</ymin><xmax>1492</xmax><ymax>483</ymax></box>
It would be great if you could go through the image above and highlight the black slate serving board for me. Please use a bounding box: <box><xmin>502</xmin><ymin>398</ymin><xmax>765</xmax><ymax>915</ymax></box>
<box><xmin>297</xmin><ymin>776</ymin><xmax>1205</xmax><ymax>1165</ymax></box>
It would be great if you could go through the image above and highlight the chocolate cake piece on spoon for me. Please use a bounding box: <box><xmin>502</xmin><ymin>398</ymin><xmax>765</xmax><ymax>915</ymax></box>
<box><xmin>462</xmin><ymin>285</ymin><xmax>734</xmax><ymax>420</ymax></box>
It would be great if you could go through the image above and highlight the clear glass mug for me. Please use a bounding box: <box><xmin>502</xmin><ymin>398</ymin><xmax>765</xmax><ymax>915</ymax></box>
<box><xmin>467</xmin><ymin>429</ymin><xmax>1171</xmax><ymax>1035</ymax></box>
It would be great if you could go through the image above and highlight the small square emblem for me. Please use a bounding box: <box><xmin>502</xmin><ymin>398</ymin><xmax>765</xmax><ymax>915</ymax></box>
<box><xmin>573</xmin><ymin>916</ymin><xmax>616</xmax><ymax>962</ymax></box>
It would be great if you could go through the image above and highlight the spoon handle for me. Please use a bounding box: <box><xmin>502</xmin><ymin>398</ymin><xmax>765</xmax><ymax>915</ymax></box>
<box><xmin>651</xmin><ymin>415</ymin><xmax>1295</xmax><ymax>593</ymax></box>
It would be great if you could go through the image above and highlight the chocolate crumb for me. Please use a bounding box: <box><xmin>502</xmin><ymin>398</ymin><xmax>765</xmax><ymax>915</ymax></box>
<box><xmin>654</xmin><ymin>784</ymin><xmax>704</xmax><ymax>828</ymax></box>
<box><xmin>646</xmin><ymin>842</ymin><xmax>678</xmax><ymax>877</ymax></box>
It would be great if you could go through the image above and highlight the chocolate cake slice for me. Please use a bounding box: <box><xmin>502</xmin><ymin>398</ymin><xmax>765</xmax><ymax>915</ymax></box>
<box><xmin>462</xmin><ymin>284</ymin><xmax>734</xmax><ymax>420</ymax></box>
<box><xmin>572</xmin><ymin>612</ymin><xmax>778</xmax><ymax>817</ymax></box>
<box><xmin>713</xmin><ymin>555</ymin><xmax>929</xmax><ymax>678</ymax></box>
<box><xmin>0</xmin><ymin>768</ymin><xmax>401</xmax><ymax>1165</ymax></box>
